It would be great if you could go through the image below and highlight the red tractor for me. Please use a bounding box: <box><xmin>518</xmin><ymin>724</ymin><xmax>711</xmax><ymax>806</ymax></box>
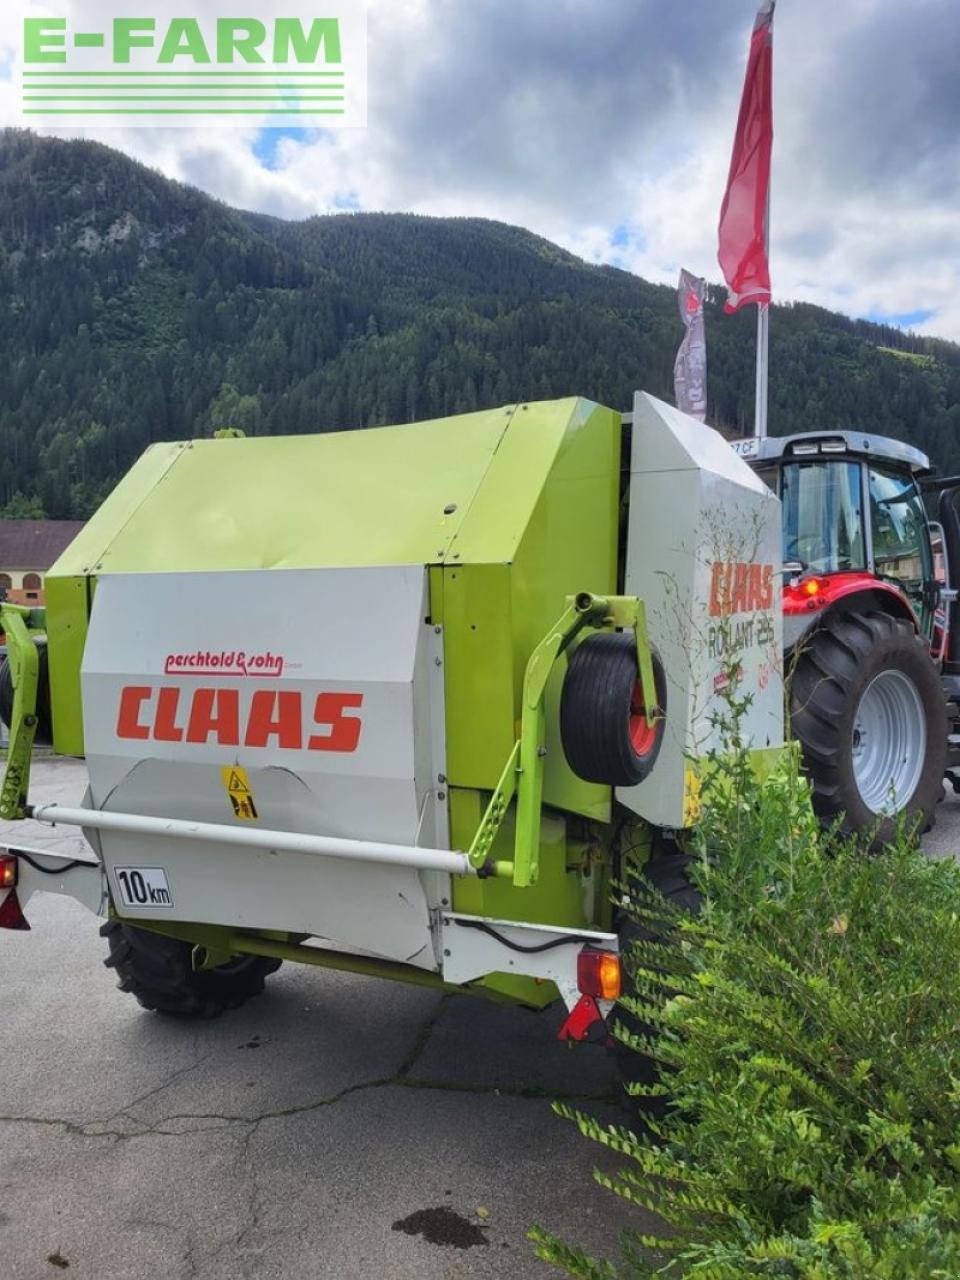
<box><xmin>734</xmin><ymin>429</ymin><xmax>959</xmax><ymax>842</ymax></box>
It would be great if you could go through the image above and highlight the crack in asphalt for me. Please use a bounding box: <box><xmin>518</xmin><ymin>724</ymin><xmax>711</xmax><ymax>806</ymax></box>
<box><xmin>396</xmin><ymin>992</ymin><xmax>450</xmax><ymax>1077</ymax></box>
<box><xmin>120</xmin><ymin>1215</ymin><xmax>201</xmax><ymax>1280</ymax></box>
<box><xmin>0</xmin><ymin>1074</ymin><xmax>614</xmax><ymax>1144</ymax></box>
<box><xmin>102</xmin><ymin>1048</ymin><xmax>217</xmax><ymax>1128</ymax></box>
<box><xmin>231</xmin><ymin>1121</ymin><xmax>266</xmax><ymax>1271</ymax></box>
<box><xmin>0</xmin><ymin>994</ymin><xmax>615</xmax><ymax>1145</ymax></box>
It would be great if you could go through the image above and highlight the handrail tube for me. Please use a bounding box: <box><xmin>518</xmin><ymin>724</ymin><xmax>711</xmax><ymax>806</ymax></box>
<box><xmin>26</xmin><ymin>803</ymin><xmax>475</xmax><ymax>876</ymax></box>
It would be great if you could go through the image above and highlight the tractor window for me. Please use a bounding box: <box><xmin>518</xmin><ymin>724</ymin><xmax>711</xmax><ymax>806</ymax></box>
<box><xmin>868</xmin><ymin>467</ymin><xmax>931</xmax><ymax>613</ymax></box>
<box><xmin>780</xmin><ymin>461</ymin><xmax>866</xmax><ymax>572</ymax></box>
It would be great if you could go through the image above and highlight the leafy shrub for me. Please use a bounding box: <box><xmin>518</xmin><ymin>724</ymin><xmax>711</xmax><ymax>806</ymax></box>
<box><xmin>532</xmin><ymin>735</ymin><xmax>960</xmax><ymax>1277</ymax></box>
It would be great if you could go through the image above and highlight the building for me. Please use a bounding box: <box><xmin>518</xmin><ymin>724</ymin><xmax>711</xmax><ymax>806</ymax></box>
<box><xmin>0</xmin><ymin>521</ymin><xmax>85</xmax><ymax>606</ymax></box>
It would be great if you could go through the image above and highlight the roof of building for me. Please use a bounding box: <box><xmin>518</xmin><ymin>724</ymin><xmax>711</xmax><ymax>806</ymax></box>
<box><xmin>0</xmin><ymin>520</ymin><xmax>85</xmax><ymax>571</ymax></box>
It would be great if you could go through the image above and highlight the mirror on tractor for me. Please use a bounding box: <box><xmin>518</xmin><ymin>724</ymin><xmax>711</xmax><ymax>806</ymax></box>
<box><xmin>927</xmin><ymin>520</ymin><xmax>950</xmax><ymax>664</ymax></box>
<box><xmin>928</xmin><ymin>520</ymin><xmax>949</xmax><ymax>588</ymax></box>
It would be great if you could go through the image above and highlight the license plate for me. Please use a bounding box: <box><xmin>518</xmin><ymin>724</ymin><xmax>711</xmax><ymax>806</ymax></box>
<box><xmin>114</xmin><ymin>866</ymin><xmax>173</xmax><ymax>909</ymax></box>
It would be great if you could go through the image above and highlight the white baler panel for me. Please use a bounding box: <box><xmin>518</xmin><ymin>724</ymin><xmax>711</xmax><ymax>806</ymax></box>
<box><xmin>618</xmin><ymin>393</ymin><xmax>784</xmax><ymax>828</ymax></box>
<box><xmin>80</xmin><ymin>566</ymin><xmax>448</xmax><ymax>967</ymax></box>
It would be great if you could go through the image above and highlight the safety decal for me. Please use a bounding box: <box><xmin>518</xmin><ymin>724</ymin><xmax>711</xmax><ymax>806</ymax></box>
<box><xmin>221</xmin><ymin>765</ymin><xmax>259</xmax><ymax>821</ymax></box>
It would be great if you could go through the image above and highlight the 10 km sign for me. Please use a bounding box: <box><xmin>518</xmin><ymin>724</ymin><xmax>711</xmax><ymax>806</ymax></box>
<box><xmin>114</xmin><ymin>866</ymin><xmax>173</xmax><ymax>909</ymax></box>
<box><xmin>10</xmin><ymin>0</ymin><xmax>367</xmax><ymax>128</ymax></box>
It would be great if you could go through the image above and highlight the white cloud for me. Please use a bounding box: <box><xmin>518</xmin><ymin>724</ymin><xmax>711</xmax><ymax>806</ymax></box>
<box><xmin>2</xmin><ymin>0</ymin><xmax>958</xmax><ymax>338</ymax></box>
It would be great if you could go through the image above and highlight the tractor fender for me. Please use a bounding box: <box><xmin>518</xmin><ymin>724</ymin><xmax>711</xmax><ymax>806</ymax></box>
<box><xmin>783</xmin><ymin>572</ymin><xmax>918</xmax><ymax>652</ymax></box>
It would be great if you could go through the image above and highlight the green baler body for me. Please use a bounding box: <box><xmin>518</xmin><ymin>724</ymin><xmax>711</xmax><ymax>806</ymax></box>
<box><xmin>45</xmin><ymin>398</ymin><xmax>624</xmax><ymax>984</ymax></box>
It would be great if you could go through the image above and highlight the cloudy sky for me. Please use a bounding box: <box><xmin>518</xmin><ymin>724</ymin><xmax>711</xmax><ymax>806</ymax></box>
<box><xmin>3</xmin><ymin>0</ymin><xmax>959</xmax><ymax>339</ymax></box>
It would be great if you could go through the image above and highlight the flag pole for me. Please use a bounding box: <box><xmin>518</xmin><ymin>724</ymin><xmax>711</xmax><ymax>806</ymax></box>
<box><xmin>754</xmin><ymin>306</ymin><xmax>769</xmax><ymax>439</ymax></box>
<box><xmin>754</xmin><ymin>140</ymin><xmax>771</xmax><ymax>439</ymax></box>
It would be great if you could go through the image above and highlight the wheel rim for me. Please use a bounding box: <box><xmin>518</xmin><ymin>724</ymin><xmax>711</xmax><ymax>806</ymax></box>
<box><xmin>629</xmin><ymin>680</ymin><xmax>658</xmax><ymax>757</ymax></box>
<box><xmin>851</xmin><ymin>670</ymin><xmax>925</xmax><ymax>814</ymax></box>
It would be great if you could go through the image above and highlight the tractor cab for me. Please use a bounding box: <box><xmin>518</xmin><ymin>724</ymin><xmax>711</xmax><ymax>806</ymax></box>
<box><xmin>732</xmin><ymin>431</ymin><xmax>940</xmax><ymax>651</ymax></box>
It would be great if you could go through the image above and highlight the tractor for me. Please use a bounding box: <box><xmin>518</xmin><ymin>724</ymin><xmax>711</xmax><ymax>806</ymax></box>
<box><xmin>732</xmin><ymin>429</ymin><xmax>959</xmax><ymax>842</ymax></box>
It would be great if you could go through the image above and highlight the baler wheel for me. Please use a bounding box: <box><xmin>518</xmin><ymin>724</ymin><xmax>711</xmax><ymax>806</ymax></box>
<box><xmin>0</xmin><ymin>644</ymin><xmax>53</xmax><ymax>744</ymax></box>
<box><xmin>560</xmin><ymin>632</ymin><xmax>665</xmax><ymax>787</ymax></box>
<box><xmin>788</xmin><ymin>609</ymin><xmax>946</xmax><ymax>844</ymax></box>
<box><xmin>101</xmin><ymin>919</ymin><xmax>281</xmax><ymax>1018</ymax></box>
<box><xmin>612</xmin><ymin>849</ymin><xmax>701</xmax><ymax>1120</ymax></box>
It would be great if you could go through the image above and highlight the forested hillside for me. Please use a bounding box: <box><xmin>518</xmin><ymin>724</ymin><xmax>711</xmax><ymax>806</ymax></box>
<box><xmin>1</xmin><ymin>130</ymin><xmax>959</xmax><ymax>519</ymax></box>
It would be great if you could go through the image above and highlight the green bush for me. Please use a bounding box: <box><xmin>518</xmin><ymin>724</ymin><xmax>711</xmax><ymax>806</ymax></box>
<box><xmin>532</xmin><ymin>736</ymin><xmax>960</xmax><ymax>1278</ymax></box>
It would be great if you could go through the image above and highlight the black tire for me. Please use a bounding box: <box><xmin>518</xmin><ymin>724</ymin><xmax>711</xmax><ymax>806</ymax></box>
<box><xmin>560</xmin><ymin>632</ymin><xmax>666</xmax><ymax>787</ymax></box>
<box><xmin>789</xmin><ymin>609</ymin><xmax>947</xmax><ymax>844</ymax></box>
<box><xmin>613</xmin><ymin>850</ymin><xmax>701</xmax><ymax>1119</ymax></box>
<box><xmin>0</xmin><ymin>643</ymin><xmax>53</xmax><ymax>744</ymax></box>
<box><xmin>101</xmin><ymin>919</ymin><xmax>281</xmax><ymax>1018</ymax></box>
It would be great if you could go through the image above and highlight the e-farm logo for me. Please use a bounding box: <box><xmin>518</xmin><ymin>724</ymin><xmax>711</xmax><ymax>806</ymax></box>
<box><xmin>12</xmin><ymin>2</ymin><xmax>366</xmax><ymax>127</ymax></box>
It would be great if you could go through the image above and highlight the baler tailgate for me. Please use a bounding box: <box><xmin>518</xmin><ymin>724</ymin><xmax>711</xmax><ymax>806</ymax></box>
<box><xmin>78</xmin><ymin>565</ymin><xmax>451</xmax><ymax>970</ymax></box>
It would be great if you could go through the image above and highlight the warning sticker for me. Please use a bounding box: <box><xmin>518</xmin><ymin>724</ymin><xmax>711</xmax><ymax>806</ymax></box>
<box><xmin>221</xmin><ymin>765</ymin><xmax>259</xmax><ymax>821</ymax></box>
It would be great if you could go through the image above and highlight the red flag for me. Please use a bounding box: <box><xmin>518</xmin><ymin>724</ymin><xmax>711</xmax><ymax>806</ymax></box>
<box><xmin>718</xmin><ymin>0</ymin><xmax>774</xmax><ymax>314</ymax></box>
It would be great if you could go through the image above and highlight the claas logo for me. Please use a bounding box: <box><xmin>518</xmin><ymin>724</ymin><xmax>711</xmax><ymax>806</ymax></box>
<box><xmin>116</xmin><ymin>686</ymin><xmax>363</xmax><ymax>753</ymax></box>
<box><xmin>709</xmin><ymin>561</ymin><xmax>774</xmax><ymax>617</ymax></box>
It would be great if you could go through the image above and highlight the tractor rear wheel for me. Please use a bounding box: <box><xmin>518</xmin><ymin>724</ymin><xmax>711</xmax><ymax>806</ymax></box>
<box><xmin>613</xmin><ymin>850</ymin><xmax>701</xmax><ymax>1120</ymax></box>
<box><xmin>789</xmin><ymin>610</ymin><xmax>946</xmax><ymax>844</ymax></box>
<box><xmin>101</xmin><ymin>919</ymin><xmax>281</xmax><ymax>1018</ymax></box>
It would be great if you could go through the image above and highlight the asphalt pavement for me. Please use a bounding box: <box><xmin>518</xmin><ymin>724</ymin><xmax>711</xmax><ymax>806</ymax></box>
<box><xmin>3</xmin><ymin>759</ymin><xmax>959</xmax><ymax>1280</ymax></box>
<box><xmin>0</xmin><ymin>759</ymin><xmax>646</xmax><ymax>1280</ymax></box>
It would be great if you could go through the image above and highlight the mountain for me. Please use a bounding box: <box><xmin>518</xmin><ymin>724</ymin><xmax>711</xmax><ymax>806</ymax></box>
<box><xmin>1</xmin><ymin>130</ymin><xmax>959</xmax><ymax>519</ymax></box>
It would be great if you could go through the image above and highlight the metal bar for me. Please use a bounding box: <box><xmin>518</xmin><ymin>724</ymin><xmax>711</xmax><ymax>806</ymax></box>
<box><xmin>467</xmin><ymin>740</ymin><xmax>520</xmax><ymax>869</ymax></box>
<box><xmin>514</xmin><ymin>693</ymin><xmax>548</xmax><ymax>888</ymax></box>
<box><xmin>0</xmin><ymin>606</ymin><xmax>41</xmax><ymax>820</ymax></box>
<box><xmin>633</xmin><ymin>598</ymin><xmax>657</xmax><ymax>727</ymax></box>
<box><xmin>754</xmin><ymin>182</ymin><xmax>771</xmax><ymax>440</ymax></box>
<box><xmin>26</xmin><ymin>804</ymin><xmax>477</xmax><ymax>876</ymax></box>
<box><xmin>224</xmin><ymin>934</ymin><xmax>506</xmax><ymax>999</ymax></box>
<box><xmin>755</xmin><ymin>303</ymin><xmax>769</xmax><ymax>439</ymax></box>
<box><xmin>514</xmin><ymin>598</ymin><xmax>594</xmax><ymax>887</ymax></box>
<box><xmin>861</xmin><ymin>461</ymin><xmax>874</xmax><ymax>575</ymax></box>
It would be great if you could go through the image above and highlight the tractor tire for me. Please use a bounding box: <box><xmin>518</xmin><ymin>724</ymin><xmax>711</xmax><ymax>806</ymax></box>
<box><xmin>0</xmin><ymin>644</ymin><xmax>53</xmax><ymax>743</ymax></box>
<box><xmin>560</xmin><ymin>632</ymin><xmax>666</xmax><ymax>787</ymax></box>
<box><xmin>101</xmin><ymin>919</ymin><xmax>281</xmax><ymax>1018</ymax></box>
<box><xmin>613</xmin><ymin>850</ymin><xmax>701</xmax><ymax>1120</ymax></box>
<box><xmin>789</xmin><ymin>610</ymin><xmax>947</xmax><ymax>844</ymax></box>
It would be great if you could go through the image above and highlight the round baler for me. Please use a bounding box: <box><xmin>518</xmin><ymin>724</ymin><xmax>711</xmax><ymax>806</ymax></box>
<box><xmin>0</xmin><ymin>393</ymin><xmax>784</xmax><ymax>1090</ymax></box>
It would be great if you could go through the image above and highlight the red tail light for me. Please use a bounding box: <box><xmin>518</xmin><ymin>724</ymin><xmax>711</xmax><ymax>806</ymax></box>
<box><xmin>0</xmin><ymin>854</ymin><xmax>17</xmax><ymax>889</ymax></box>
<box><xmin>0</xmin><ymin>888</ymin><xmax>30</xmax><ymax>931</ymax></box>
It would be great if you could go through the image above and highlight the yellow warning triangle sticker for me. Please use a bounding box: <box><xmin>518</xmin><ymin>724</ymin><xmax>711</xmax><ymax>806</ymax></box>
<box><xmin>220</xmin><ymin>765</ymin><xmax>257</xmax><ymax>820</ymax></box>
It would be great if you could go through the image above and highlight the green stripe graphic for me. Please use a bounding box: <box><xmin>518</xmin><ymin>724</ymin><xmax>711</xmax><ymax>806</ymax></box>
<box><xmin>24</xmin><ymin>87</ymin><xmax>342</xmax><ymax>93</ymax></box>
<box><xmin>23</xmin><ymin>70</ymin><xmax>345</xmax><ymax>77</ymax></box>
<box><xmin>23</xmin><ymin>108</ymin><xmax>346</xmax><ymax>115</ymax></box>
<box><xmin>21</xmin><ymin>65</ymin><xmax>352</xmax><ymax>117</ymax></box>
<box><xmin>24</xmin><ymin>95</ymin><xmax>345</xmax><ymax>101</ymax></box>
